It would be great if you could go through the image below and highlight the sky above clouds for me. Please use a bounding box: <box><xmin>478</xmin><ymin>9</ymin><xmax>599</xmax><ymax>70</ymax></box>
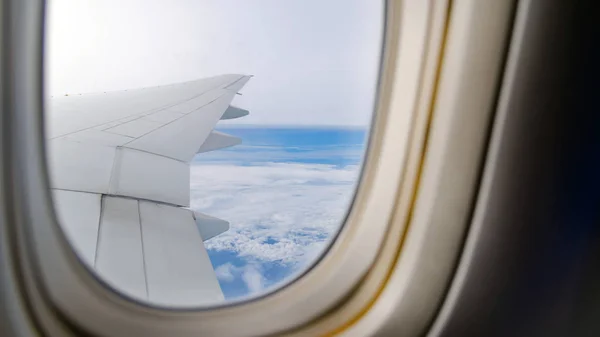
<box><xmin>46</xmin><ymin>0</ymin><xmax>383</xmax><ymax>125</ymax></box>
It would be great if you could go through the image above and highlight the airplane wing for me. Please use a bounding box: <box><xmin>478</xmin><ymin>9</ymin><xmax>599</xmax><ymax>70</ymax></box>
<box><xmin>46</xmin><ymin>74</ymin><xmax>251</xmax><ymax>306</ymax></box>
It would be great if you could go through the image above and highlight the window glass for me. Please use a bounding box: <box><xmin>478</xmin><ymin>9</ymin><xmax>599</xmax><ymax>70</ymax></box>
<box><xmin>45</xmin><ymin>0</ymin><xmax>383</xmax><ymax>305</ymax></box>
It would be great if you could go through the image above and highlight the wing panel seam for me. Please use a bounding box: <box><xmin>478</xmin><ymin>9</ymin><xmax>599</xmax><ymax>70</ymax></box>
<box><xmin>118</xmin><ymin>91</ymin><xmax>232</xmax><ymax>147</ymax></box>
<box><xmin>137</xmin><ymin>201</ymin><xmax>150</xmax><ymax>300</ymax></box>
<box><xmin>118</xmin><ymin>146</ymin><xmax>189</xmax><ymax>164</ymax></box>
<box><xmin>107</xmin><ymin>147</ymin><xmax>123</xmax><ymax>195</ymax></box>
<box><xmin>93</xmin><ymin>195</ymin><xmax>106</xmax><ymax>267</ymax></box>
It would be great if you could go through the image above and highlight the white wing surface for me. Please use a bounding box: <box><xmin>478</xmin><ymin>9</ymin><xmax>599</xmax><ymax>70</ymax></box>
<box><xmin>47</xmin><ymin>74</ymin><xmax>251</xmax><ymax>306</ymax></box>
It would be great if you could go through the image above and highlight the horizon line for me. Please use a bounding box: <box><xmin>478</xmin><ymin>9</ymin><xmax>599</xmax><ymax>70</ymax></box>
<box><xmin>216</xmin><ymin>123</ymin><xmax>370</xmax><ymax>129</ymax></box>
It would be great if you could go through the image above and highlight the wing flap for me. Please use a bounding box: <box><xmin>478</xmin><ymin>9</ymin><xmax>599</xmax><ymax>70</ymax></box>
<box><xmin>197</xmin><ymin>131</ymin><xmax>242</xmax><ymax>154</ymax></box>
<box><xmin>193</xmin><ymin>211</ymin><xmax>230</xmax><ymax>241</ymax></box>
<box><xmin>52</xmin><ymin>190</ymin><xmax>102</xmax><ymax>265</ymax></box>
<box><xmin>95</xmin><ymin>196</ymin><xmax>147</xmax><ymax>300</ymax></box>
<box><xmin>56</xmin><ymin>194</ymin><xmax>225</xmax><ymax>305</ymax></box>
<box><xmin>139</xmin><ymin>202</ymin><xmax>224</xmax><ymax>306</ymax></box>
<box><xmin>221</xmin><ymin>105</ymin><xmax>250</xmax><ymax>120</ymax></box>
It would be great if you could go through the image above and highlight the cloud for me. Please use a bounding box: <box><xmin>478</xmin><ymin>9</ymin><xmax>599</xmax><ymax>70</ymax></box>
<box><xmin>190</xmin><ymin>162</ymin><xmax>359</xmax><ymax>267</ymax></box>
<box><xmin>214</xmin><ymin>263</ymin><xmax>235</xmax><ymax>282</ymax></box>
<box><xmin>241</xmin><ymin>265</ymin><xmax>265</xmax><ymax>294</ymax></box>
<box><xmin>213</xmin><ymin>261</ymin><xmax>267</xmax><ymax>295</ymax></box>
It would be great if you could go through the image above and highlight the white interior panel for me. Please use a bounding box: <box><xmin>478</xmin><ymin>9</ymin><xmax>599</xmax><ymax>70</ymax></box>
<box><xmin>47</xmin><ymin>139</ymin><xmax>116</xmax><ymax>194</ymax></box>
<box><xmin>124</xmin><ymin>93</ymin><xmax>235</xmax><ymax>162</ymax></box>
<box><xmin>139</xmin><ymin>202</ymin><xmax>224</xmax><ymax>306</ymax></box>
<box><xmin>105</xmin><ymin>118</ymin><xmax>163</xmax><ymax>138</ymax></box>
<box><xmin>110</xmin><ymin>148</ymin><xmax>190</xmax><ymax>207</ymax></box>
<box><xmin>63</xmin><ymin>129</ymin><xmax>134</xmax><ymax>147</ymax></box>
<box><xmin>52</xmin><ymin>190</ymin><xmax>102</xmax><ymax>266</ymax></box>
<box><xmin>197</xmin><ymin>131</ymin><xmax>242</xmax><ymax>154</ymax></box>
<box><xmin>194</xmin><ymin>212</ymin><xmax>230</xmax><ymax>241</ymax></box>
<box><xmin>95</xmin><ymin>197</ymin><xmax>147</xmax><ymax>300</ymax></box>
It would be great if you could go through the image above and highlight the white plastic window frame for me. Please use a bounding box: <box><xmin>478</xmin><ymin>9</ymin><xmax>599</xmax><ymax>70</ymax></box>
<box><xmin>2</xmin><ymin>0</ymin><xmax>515</xmax><ymax>336</ymax></box>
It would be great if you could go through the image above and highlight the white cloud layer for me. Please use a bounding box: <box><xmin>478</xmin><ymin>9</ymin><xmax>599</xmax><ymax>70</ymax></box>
<box><xmin>214</xmin><ymin>262</ymin><xmax>267</xmax><ymax>295</ymax></box>
<box><xmin>214</xmin><ymin>263</ymin><xmax>235</xmax><ymax>282</ymax></box>
<box><xmin>241</xmin><ymin>265</ymin><xmax>265</xmax><ymax>294</ymax></box>
<box><xmin>190</xmin><ymin>162</ymin><xmax>359</xmax><ymax>267</ymax></box>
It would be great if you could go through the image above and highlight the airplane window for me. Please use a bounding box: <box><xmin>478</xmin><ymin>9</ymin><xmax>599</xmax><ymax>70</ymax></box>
<box><xmin>44</xmin><ymin>0</ymin><xmax>383</xmax><ymax>306</ymax></box>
